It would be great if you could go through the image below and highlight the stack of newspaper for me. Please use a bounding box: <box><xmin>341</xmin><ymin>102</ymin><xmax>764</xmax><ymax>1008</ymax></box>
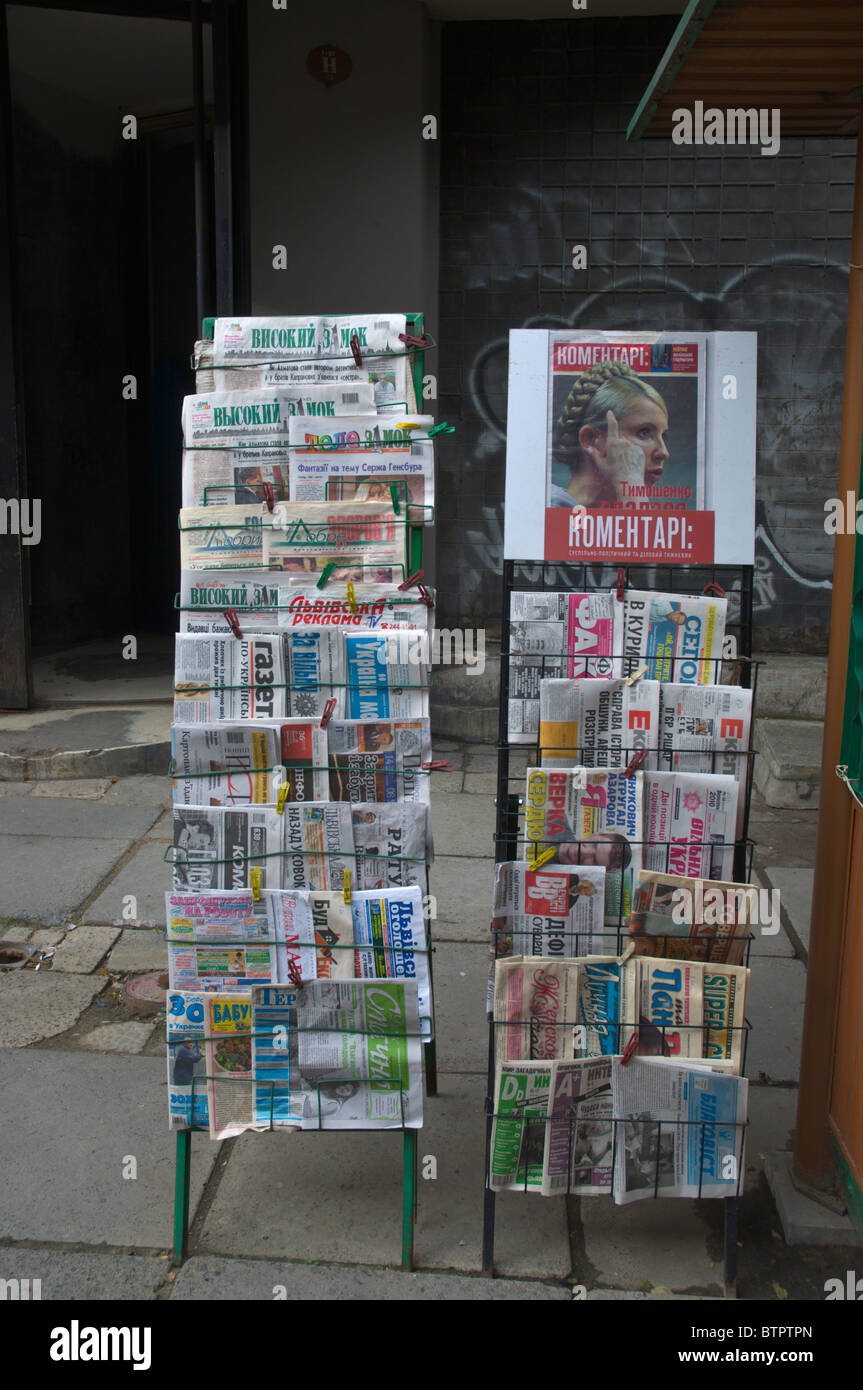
<box><xmin>168</xmin><ymin>313</ymin><xmax>440</xmax><ymax>1139</ymax></box>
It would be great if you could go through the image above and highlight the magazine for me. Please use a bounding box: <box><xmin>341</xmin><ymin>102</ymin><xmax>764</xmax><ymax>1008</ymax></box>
<box><xmin>524</xmin><ymin>766</ymin><xmax>643</xmax><ymax>925</ymax></box>
<box><xmin>170</xmin><ymin>805</ymin><xmax>283</xmax><ymax>892</ymax></box>
<box><xmin>508</xmin><ymin>591</ymin><xmax>623</xmax><ymax>744</ymax></box>
<box><xmin>351</xmin><ymin>802</ymin><xmax>431</xmax><ymax>894</ymax></box>
<box><xmin>658</xmin><ymin>684</ymin><xmax>752</xmax><ymax>836</ymax></box>
<box><xmin>493</xmin><ymin>956</ymin><xmax>582</xmax><ymax>1065</ymax></box>
<box><xmin>166</xmin><ymin>990</ymin><xmax>210</xmax><ymax>1131</ymax></box>
<box><xmin>288</xmin><ymin>413</ymin><xmax>435</xmax><ymax>515</ymax></box>
<box><xmin>643</xmin><ymin>770</ymin><xmax>739</xmax><ymax>881</ymax></box>
<box><xmin>628</xmin><ymin>870</ymin><xmax>754</xmax><ymax>965</ymax></box>
<box><xmin>170</xmin><ymin>723</ymin><xmax>283</xmax><ymax>807</ymax></box>
<box><xmin>623</xmin><ymin>589</ymin><xmax>727</xmax><ymax>685</ymax></box>
<box><xmin>491</xmin><ymin>860</ymin><xmax>608</xmax><ymax>961</ymax></box>
<box><xmin>546</xmin><ymin>333</ymin><xmax>706</xmax><ymax>513</ymax></box>
<box><xmin>172</xmin><ymin>633</ymin><xmax>286</xmax><ymax>723</ymax></box>
<box><xmin>205</xmin><ymin>993</ymin><xmax>257</xmax><ymax>1140</ymax></box>
<box><xmin>327</xmin><ymin>718</ymin><xmax>432</xmax><ymax>805</ymax></box>
<box><xmin>251</xmin><ymin>979</ymin><xmax>424</xmax><ymax>1130</ymax></box>
<box><xmin>539</xmin><ymin>676</ymin><xmax>660</xmax><ymax>770</ymax></box>
<box><xmin>612</xmin><ymin>1057</ymin><xmax>748</xmax><ymax>1203</ymax></box>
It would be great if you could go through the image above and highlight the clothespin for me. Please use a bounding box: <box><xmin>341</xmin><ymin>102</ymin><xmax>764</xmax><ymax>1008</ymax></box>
<box><xmin>261</xmin><ymin>481</ymin><xmax>275</xmax><ymax>514</ymax></box>
<box><xmin>398</xmin><ymin>332</ymin><xmax>431</xmax><ymax>350</ymax></box>
<box><xmin>250</xmin><ymin>867</ymin><xmax>262</xmax><ymax>902</ymax></box>
<box><xmin>346</xmin><ymin>581</ymin><xmax>358</xmax><ymax>614</ymax></box>
<box><xmin>320</xmin><ymin>697</ymin><xmax>337</xmax><ymax>729</ymax></box>
<box><xmin>417</xmin><ymin>583</ymin><xmax>434</xmax><ymax>609</ymax></box>
<box><xmin>223</xmin><ymin>608</ymin><xmax>243</xmax><ymax>639</ymax></box>
<box><xmin>702</xmin><ymin>581</ymin><xmax>725</xmax><ymax>598</ymax></box>
<box><xmin>343</xmin><ymin>869</ymin><xmax>351</xmax><ymax>904</ymax></box>
<box><xmin>389</xmin><ymin>484</ymin><xmax>401</xmax><ymax>515</ymax></box>
<box><xmin>398</xmin><ymin>569</ymin><xmax>425</xmax><ymax>591</ymax></box>
<box><xmin>286</xmin><ymin>958</ymin><xmax>304</xmax><ymax>991</ymax></box>
<box><xmin>395</xmin><ymin>421</ymin><xmax>420</xmax><ymax>430</ymax></box>
<box><xmin>625</xmin><ymin>747</ymin><xmax>648</xmax><ymax>778</ymax></box>
<box><xmin>276</xmin><ymin>781</ymin><xmax>290</xmax><ymax>815</ymax></box>
<box><xmin>427</xmin><ymin>421</ymin><xmax>454</xmax><ymax>438</ymax></box>
<box><xmin>422</xmin><ymin>759</ymin><xmax>452</xmax><ymax>772</ymax></box>
<box><xmin>620</xmin><ymin>1032</ymin><xmax>640</xmax><ymax>1066</ymax></box>
<box><xmin>349</xmin><ymin>333</ymin><xmax>363</xmax><ymax>367</ymax></box>
<box><xmin>531</xmin><ymin>845</ymin><xmax>556</xmax><ymax>870</ymax></box>
<box><xmin>316</xmin><ymin>562</ymin><xmax>336</xmax><ymax>590</ymax></box>
<box><xmin>624</xmin><ymin>663</ymin><xmax>648</xmax><ymax>687</ymax></box>
<box><xmin>615</xmin><ymin>568</ymin><xmax>627</xmax><ymax>603</ymax></box>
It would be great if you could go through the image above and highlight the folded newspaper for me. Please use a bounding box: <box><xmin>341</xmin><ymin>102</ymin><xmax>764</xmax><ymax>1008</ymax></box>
<box><xmin>643</xmin><ymin>770</ymin><xmax>739</xmax><ymax>881</ymax></box>
<box><xmin>166</xmin><ymin>891</ymin><xmax>277</xmax><ymax>992</ymax></box>
<box><xmin>344</xmin><ymin>630</ymin><xmax>429</xmax><ymax>722</ymax></box>
<box><xmin>624</xmin><ymin>589</ymin><xmax>727</xmax><ymax>685</ymax></box>
<box><xmin>539</xmin><ymin>676</ymin><xmax>660</xmax><ymax>770</ymax></box>
<box><xmin>612</xmin><ymin>1057</ymin><xmax>748</xmax><ymax>1203</ymax></box>
<box><xmin>250</xmin><ymin>978</ymin><xmax>424</xmax><ymax>1133</ymax></box>
<box><xmin>327</xmin><ymin>718</ymin><xmax>432</xmax><ymax>805</ymax></box>
<box><xmin>288</xmin><ymin>413</ymin><xmax>434</xmax><ymax>515</ymax></box>
<box><xmin>508</xmin><ymin>590</ymin><xmax>623</xmax><ymax>743</ymax></box>
<box><xmin>491</xmin><ymin>859</ymin><xmax>608</xmax><ymax>962</ymax></box>
<box><xmin>351</xmin><ymin>801</ymin><xmax>431</xmax><ymax>894</ymax></box>
<box><xmin>171</xmin><ymin>805</ymin><xmax>283</xmax><ymax>892</ymax></box>
<box><xmin>170</xmin><ymin>723</ymin><xmax>283</xmax><ymax>807</ymax></box>
<box><xmin>619</xmin><ymin>955</ymin><xmax>752</xmax><ymax>1072</ymax></box>
<box><xmin>173</xmin><ymin>633</ymin><xmax>287</xmax><ymax>723</ymax></box>
<box><xmin>658</xmin><ymin>683</ymin><xmax>752</xmax><ymax>836</ymax></box>
<box><xmin>489</xmin><ymin>1058</ymin><xmax>613</xmax><ymax>1195</ymax></box>
<box><xmin>166</xmin><ymin>989</ymin><xmax>214</xmax><ymax>1130</ymax></box>
<box><xmin>179</xmin><ymin>573</ymin><xmax>431</xmax><ymax>636</ymax></box>
<box><xmin>628</xmin><ymin>870</ymin><xmax>754</xmax><ymax>964</ymax></box>
<box><xmin>280</xmin><ymin>801</ymin><xmax>356</xmax><ymax>891</ymax></box>
<box><xmin>524</xmin><ymin>766</ymin><xmax>643</xmax><ymax>925</ymax></box>
<box><xmin>202</xmin><ymin>314</ymin><xmax>417</xmax><ymax>412</ymax></box>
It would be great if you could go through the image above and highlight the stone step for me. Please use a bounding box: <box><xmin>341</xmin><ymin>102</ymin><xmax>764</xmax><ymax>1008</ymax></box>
<box><xmin>753</xmin><ymin>716</ymin><xmax>823</xmax><ymax>809</ymax></box>
<box><xmin>751</xmin><ymin>653</ymin><xmax>827</xmax><ymax>720</ymax></box>
<box><xmin>0</xmin><ymin>703</ymin><xmax>172</xmax><ymax>780</ymax></box>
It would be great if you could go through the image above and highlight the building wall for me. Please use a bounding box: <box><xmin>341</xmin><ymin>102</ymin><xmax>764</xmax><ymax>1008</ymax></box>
<box><xmin>435</xmin><ymin>16</ymin><xmax>854</xmax><ymax>649</ymax></box>
<box><xmin>247</xmin><ymin>0</ymin><xmax>439</xmax><ymax>325</ymax></box>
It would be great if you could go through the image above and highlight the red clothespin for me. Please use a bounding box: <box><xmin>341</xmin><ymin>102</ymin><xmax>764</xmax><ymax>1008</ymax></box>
<box><xmin>261</xmin><ymin>481</ymin><xmax>275</xmax><ymax>513</ymax></box>
<box><xmin>320</xmin><ymin>697</ymin><xmax>337</xmax><ymax>729</ymax></box>
<box><xmin>398</xmin><ymin>569</ymin><xmax>425</xmax><ymax>591</ymax></box>
<box><xmin>286</xmin><ymin>958</ymin><xmax>304</xmax><ymax>991</ymax></box>
<box><xmin>422</xmin><ymin>759</ymin><xmax>453</xmax><ymax>772</ymax></box>
<box><xmin>417</xmin><ymin>583</ymin><xmax>434</xmax><ymax>609</ymax></box>
<box><xmin>398</xmin><ymin>332</ymin><xmax>431</xmax><ymax>350</ymax></box>
<box><xmin>615</xmin><ymin>568</ymin><xmax>626</xmax><ymax>603</ymax></box>
<box><xmin>624</xmin><ymin>747</ymin><xmax>648</xmax><ymax>778</ymax></box>
<box><xmin>223</xmin><ymin>608</ymin><xmax>243</xmax><ymax>639</ymax></box>
<box><xmin>620</xmin><ymin>1032</ymin><xmax>640</xmax><ymax>1066</ymax></box>
<box><xmin>702</xmin><ymin>581</ymin><xmax>725</xmax><ymax>598</ymax></box>
<box><xmin>349</xmin><ymin>333</ymin><xmax>363</xmax><ymax>367</ymax></box>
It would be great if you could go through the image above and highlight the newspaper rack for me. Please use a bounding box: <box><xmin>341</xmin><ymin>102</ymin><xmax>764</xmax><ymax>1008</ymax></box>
<box><xmin>170</xmin><ymin>314</ymin><xmax>438</xmax><ymax>1271</ymax></box>
<box><xmin>483</xmin><ymin>558</ymin><xmax>759</xmax><ymax>1297</ymax></box>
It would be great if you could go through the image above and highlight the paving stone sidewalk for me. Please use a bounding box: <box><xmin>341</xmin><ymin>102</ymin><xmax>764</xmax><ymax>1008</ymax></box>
<box><xmin>0</xmin><ymin>756</ymin><xmax>858</xmax><ymax>1301</ymax></box>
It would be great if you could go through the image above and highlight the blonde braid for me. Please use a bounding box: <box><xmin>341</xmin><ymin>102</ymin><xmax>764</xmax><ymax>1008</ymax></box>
<box><xmin>554</xmin><ymin>360</ymin><xmax>665</xmax><ymax>468</ymax></box>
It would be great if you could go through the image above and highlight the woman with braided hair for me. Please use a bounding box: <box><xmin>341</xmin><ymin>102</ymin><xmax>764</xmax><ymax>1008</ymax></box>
<box><xmin>549</xmin><ymin>359</ymin><xmax>670</xmax><ymax>508</ymax></box>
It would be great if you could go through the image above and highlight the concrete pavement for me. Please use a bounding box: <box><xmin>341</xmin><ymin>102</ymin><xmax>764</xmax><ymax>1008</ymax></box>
<box><xmin>0</xmin><ymin>751</ymin><xmax>859</xmax><ymax>1301</ymax></box>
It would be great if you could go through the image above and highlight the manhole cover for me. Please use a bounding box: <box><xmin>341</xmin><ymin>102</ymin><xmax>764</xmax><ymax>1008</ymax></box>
<box><xmin>124</xmin><ymin>971</ymin><xmax>169</xmax><ymax>1012</ymax></box>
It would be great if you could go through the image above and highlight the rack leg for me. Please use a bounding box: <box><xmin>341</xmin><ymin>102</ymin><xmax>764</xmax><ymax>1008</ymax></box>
<box><xmin>424</xmin><ymin>1039</ymin><xmax>438</xmax><ymax>1098</ymax></box>
<box><xmin>481</xmin><ymin>1187</ymin><xmax>496</xmax><ymax>1277</ymax></box>
<box><xmin>173</xmin><ymin>1128</ymin><xmax>192</xmax><ymax>1266</ymax></box>
<box><xmin>723</xmin><ymin>1196</ymin><xmax>738</xmax><ymax>1297</ymax></box>
<box><xmin>402</xmin><ymin>1129</ymin><xmax>418</xmax><ymax>1271</ymax></box>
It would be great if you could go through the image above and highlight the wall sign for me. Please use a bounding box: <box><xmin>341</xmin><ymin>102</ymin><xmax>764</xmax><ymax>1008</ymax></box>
<box><xmin>306</xmin><ymin>44</ymin><xmax>352</xmax><ymax>88</ymax></box>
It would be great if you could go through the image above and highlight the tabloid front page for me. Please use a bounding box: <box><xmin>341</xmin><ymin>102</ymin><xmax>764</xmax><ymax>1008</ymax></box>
<box><xmin>327</xmin><ymin>718</ymin><xmax>432</xmax><ymax>806</ymax></box>
<box><xmin>658</xmin><ymin>683</ymin><xmax>752</xmax><ymax>836</ymax></box>
<box><xmin>628</xmin><ymin>870</ymin><xmax>754</xmax><ymax>965</ymax></box>
<box><xmin>623</xmin><ymin>590</ymin><xmax>727</xmax><ymax>685</ymax></box>
<box><xmin>508</xmin><ymin>591</ymin><xmax>623</xmax><ymax>743</ymax></box>
<box><xmin>173</xmin><ymin>633</ymin><xmax>286</xmax><ymax>723</ymax></box>
<box><xmin>171</xmin><ymin>805</ymin><xmax>283</xmax><ymax>892</ymax></box>
<box><xmin>178</xmin><ymin>573</ymin><xmax>430</xmax><ymax>636</ymax></box>
<box><xmin>351</xmin><ymin>802</ymin><xmax>431</xmax><ymax>894</ymax></box>
<box><xmin>280</xmin><ymin>801</ymin><xmax>356</xmax><ymax>891</ymax></box>
<box><xmin>489</xmin><ymin>1058</ymin><xmax>614</xmax><ymax>1196</ymax></box>
<box><xmin>539</xmin><ymin>676</ymin><xmax>660</xmax><ymax>770</ymax></box>
<box><xmin>288</xmin><ymin>413</ymin><xmax>434</xmax><ymax>515</ymax></box>
<box><xmin>491</xmin><ymin>860</ymin><xmax>608</xmax><ymax>961</ymax></box>
<box><xmin>643</xmin><ymin>770</ymin><xmax>739</xmax><ymax>881</ymax></box>
<box><xmin>170</xmin><ymin>723</ymin><xmax>283</xmax><ymax>807</ymax></box>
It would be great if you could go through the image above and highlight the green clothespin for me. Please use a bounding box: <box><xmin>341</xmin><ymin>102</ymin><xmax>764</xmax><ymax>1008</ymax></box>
<box><xmin>316</xmin><ymin>562</ymin><xmax>336</xmax><ymax>590</ymax></box>
<box><xmin>427</xmin><ymin>421</ymin><xmax>454</xmax><ymax>438</ymax></box>
<box><xmin>390</xmin><ymin>484</ymin><xmax>401</xmax><ymax>515</ymax></box>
